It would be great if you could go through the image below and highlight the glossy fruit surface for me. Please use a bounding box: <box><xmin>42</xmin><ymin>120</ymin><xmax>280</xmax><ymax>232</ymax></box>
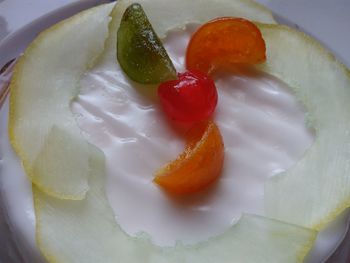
<box><xmin>117</xmin><ymin>3</ymin><xmax>176</xmax><ymax>84</ymax></box>
<box><xmin>158</xmin><ymin>70</ymin><xmax>218</xmax><ymax>122</ymax></box>
<box><xmin>186</xmin><ymin>17</ymin><xmax>266</xmax><ymax>74</ymax></box>
<box><xmin>154</xmin><ymin>121</ymin><xmax>224</xmax><ymax>195</ymax></box>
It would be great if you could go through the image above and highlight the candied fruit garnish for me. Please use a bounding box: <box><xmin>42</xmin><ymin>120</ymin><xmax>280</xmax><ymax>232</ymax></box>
<box><xmin>158</xmin><ymin>70</ymin><xmax>218</xmax><ymax>123</ymax></box>
<box><xmin>186</xmin><ymin>17</ymin><xmax>266</xmax><ymax>74</ymax></box>
<box><xmin>117</xmin><ymin>3</ymin><xmax>176</xmax><ymax>84</ymax></box>
<box><xmin>154</xmin><ymin>121</ymin><xmax>224</xmax><ymax>195</ymax></box>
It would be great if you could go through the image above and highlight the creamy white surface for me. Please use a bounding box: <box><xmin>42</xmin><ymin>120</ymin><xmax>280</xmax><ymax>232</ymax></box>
<box><xmin>2</xmin><ymin>25</ymin><xmax>343</xmax><ymax>262</ymax></box>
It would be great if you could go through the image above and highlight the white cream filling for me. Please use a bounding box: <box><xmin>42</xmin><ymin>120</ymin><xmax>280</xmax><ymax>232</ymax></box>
<box><xmin>0</xmin><ymin>24</ymin><xmax>345</xmax><ymax>262</ymax></box>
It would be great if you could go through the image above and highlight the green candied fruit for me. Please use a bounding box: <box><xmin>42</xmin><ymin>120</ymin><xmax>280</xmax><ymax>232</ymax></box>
<box><xmin>117</xmin><ymin>3</ymin><xmax>177</xmax><ymax>84</ymax></box>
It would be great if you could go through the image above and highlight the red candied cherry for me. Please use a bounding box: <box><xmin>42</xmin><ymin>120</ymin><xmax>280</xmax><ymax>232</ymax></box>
<box><xmin>158</xmin><ymin>70</ymin><xmax>218</xmax><ymax>123</ymax></box>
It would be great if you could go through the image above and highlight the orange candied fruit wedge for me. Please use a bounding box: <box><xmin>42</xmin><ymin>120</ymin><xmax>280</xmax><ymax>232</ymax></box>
<box><xmin>186</xmin><ymin>17</ymin><xmax>266</xmax><ymax>74</ymax></box>
<box><xmin>154</xmin><ymin>121</ymin><xmax>224</xmax><ymax>195</ymax></box>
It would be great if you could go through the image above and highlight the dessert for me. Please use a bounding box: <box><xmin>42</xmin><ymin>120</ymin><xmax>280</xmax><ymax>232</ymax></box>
<box><xmin>1</xmin><ymin>0</ymin><xmax>350</xmax><ymax>262</ymax></box>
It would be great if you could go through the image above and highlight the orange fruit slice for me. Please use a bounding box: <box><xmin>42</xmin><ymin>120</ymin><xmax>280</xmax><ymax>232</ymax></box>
<box><xmin>154</xmin><ymin>121</ymin><xmax>224</xmax><ymax>195</ymax></box>
<box><xmin>186</xmin><ymin>17</ymin><xmax>266</xmax><ymax>74</ymax></box>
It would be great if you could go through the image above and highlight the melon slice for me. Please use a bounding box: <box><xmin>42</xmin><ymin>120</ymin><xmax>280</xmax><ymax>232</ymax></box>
<box><xmin>258</xmin><ymin>24</ymin><xmax>350</xmax><ymax>230</ymax></box>
<box><xmin>31</xmin><ymin>126</ymin><xmax>90</xmax><ymax>200</ymax></box>
<box><xmin>8</xmin><ymin>3</ymin><xmax>114</xmax><ymax>199</ymax></box>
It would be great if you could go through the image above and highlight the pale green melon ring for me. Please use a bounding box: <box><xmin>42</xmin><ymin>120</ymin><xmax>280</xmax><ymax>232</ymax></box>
<box><xmin>8</xmin><ymin>0</ymin><xmax>350</xmax><ymax>262</ymax></box>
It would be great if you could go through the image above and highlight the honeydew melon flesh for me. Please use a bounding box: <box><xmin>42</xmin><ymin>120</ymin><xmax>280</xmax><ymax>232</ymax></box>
<box><xmin>259</xmin><ymin>25</ymin><xmax>350</xmax><ymax>230</ymax></box>
<box><xmin>7</xmin><ymin>0</ymin><xmax>350</xmax><ymax>263</ymax></box>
